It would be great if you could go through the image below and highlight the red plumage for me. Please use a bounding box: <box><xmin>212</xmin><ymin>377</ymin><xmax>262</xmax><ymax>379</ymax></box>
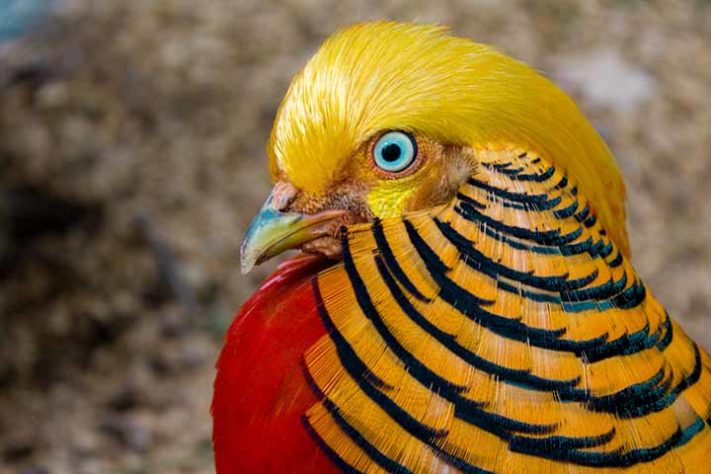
<box><xmin>212</xmin><ymin>255</ymin><xmax>338</xmax><ymax>474</ymax></box>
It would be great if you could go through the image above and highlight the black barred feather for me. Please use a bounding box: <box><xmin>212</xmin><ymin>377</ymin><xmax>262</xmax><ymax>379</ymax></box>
<box><xmin>303</xmin><ymin>148</ymin><xmax>711</xmax><ymax>473</ymax></box>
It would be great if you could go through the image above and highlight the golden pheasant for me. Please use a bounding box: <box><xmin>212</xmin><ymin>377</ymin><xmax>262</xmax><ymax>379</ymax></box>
<box><xmin>212</xmin><ymin>21</ymin><xmax>711</xmax><ymax>473</ymax></box>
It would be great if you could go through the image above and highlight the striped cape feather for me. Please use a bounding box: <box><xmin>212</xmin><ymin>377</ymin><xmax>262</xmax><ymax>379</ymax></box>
<box><xmin>302</xmin><ymin>147</ymin><xmax>711</xmax><ymax>473</ymax></box>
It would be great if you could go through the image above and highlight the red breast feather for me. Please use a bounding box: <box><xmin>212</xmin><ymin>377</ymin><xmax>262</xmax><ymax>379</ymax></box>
<box><xmin>212</xmin><ymin>256</ymin><xmax>338</xmax><ymax>473</ymax></box>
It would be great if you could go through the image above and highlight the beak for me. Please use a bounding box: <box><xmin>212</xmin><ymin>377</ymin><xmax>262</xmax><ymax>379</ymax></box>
<box><xmin>240</xmin><ymin>187</ymin><xmax>346</xmax><ymax>274</ymax></box>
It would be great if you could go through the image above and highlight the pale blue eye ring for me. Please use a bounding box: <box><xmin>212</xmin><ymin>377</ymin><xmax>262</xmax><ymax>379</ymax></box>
<box><xmin>373</xmin><ymin>131</ymin><xmax>418</xmax><ymax>173</ymax></box>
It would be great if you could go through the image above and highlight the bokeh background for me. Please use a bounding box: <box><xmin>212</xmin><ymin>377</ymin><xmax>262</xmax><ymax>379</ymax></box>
<box><xmin>1</xmin><ymin>0</ymin><xmax>710</xmax><ymax>472</ymax></box>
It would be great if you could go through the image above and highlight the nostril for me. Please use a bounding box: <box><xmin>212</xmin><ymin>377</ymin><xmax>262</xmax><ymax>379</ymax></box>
<box><xmin>268</xmin><ymin>182</ymin><xmax>299</xmax><ymax>211</ymax></box>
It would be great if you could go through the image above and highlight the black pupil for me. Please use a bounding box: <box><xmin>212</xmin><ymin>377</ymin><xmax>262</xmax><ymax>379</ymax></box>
<box><xmin>381</xmin><ymin>143</ymin><xmax>402</xmax><ymax>163</ymax></box>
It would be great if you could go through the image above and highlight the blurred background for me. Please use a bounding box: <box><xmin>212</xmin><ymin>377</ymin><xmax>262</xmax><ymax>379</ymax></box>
<box><xmin>0</xmin><ymin>0</ymin><xmax>710</xmax><ymax>472</ymax></box>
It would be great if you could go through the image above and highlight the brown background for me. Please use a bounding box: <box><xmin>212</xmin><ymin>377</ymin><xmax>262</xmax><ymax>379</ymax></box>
<box><xmin>1</xmin><ymin>1</ymin><xmax>710</xmax><ymax>472</ymax></box>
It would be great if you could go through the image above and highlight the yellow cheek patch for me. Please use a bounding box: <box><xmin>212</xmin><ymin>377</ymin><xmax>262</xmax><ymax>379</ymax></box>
<box><xmin>366</xmin><ymin>181</ymin><xmax>418</xmax><ymax>218</ymax></box>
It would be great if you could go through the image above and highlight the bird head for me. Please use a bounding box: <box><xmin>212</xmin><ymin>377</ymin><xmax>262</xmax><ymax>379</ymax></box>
<box><xmin>241</xmin><ymin>21</ymin><xmax>629</xmax><ymax>274</ymax></box>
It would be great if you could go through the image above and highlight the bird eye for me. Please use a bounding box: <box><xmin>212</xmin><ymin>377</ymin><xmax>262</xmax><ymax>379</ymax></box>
<box><xmin>373</xmin><ymin>131</ymin><xmax>418</xmax><ymax>174</ymax></box>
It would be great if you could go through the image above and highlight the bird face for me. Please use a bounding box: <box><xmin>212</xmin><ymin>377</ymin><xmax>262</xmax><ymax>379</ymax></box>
<box><xmin>241</xmin><ymin>129</ymin><xmax>475</xmax><ymax>273</ymax></box>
